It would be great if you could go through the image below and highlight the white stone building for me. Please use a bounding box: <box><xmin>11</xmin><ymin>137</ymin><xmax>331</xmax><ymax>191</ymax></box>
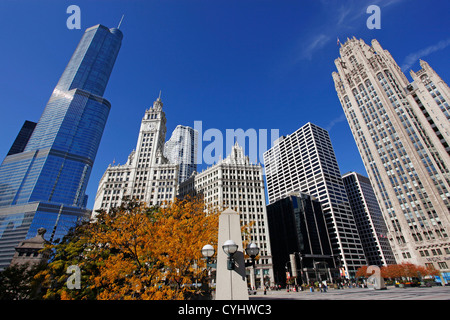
<box><xmin>332</xmin><ymin>38</ymin><xmax>450</xmax><ymax>283</ymax></box>
<box><xmin>92</xmin><ymin>96</ymin><xmax>179</xmax><ymax>215</ymax></box>
<box><xmin>179</xmin><ymin>142</ymin><xmax>274</xmax><ymax>287</ymax></box>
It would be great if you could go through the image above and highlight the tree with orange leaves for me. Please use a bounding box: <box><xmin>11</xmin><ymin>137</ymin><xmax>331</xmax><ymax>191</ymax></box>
<box><xmin>356</xmin><ymin>262</ymin><xmax>441</xmax><ymax>284</ymax></box>
<box><xmin>36</xmin><ymin>195</ymin><xmax>219</xmax><ymax>300</ymax></box>
<box><xmin>380</xmin><ymin>262</ymin><xmax>441</xmax><ymax>282</ymax></box>
<box><xmin>355</xmin><ymin>265</ymin><xmax>368</xmax><ymax>279</ymax></box>
<box><xmin>381</xmin><ymin>263</ymin><xmax>404</xmax><ymax>281</ymax></box>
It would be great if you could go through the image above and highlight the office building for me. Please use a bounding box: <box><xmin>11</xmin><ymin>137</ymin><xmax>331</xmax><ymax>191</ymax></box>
<box><xmin>93</xmin><ymin>96</ymin><xmax>179</xmax><ymax>214</ymax></box>
<box><xmin>332</xmin><ymin>38</ymin><xmax>450</xmax><ymax>283</ymax></box>
<box><xmin>266</xmin><ymin>192</ymin><xmax>335</xmax><ymax>285</ymax></box>
<box><xmin>164</xmin><ymin>125</ymin><xmax>198</xmax><ymax>184</ymax></box>
<box><xmin>342</xmin><ymin>172</ymin><xmax>396</xmax><ymax>266</ymax></box>
<box><xmin>179</xmin><ymin>142</ymin><xmax>274</xmax><ymax>287</ymax></box>
<box><xmin>7</xmin><ymin>121</ymin><xmax>37</xmax><ymax>156</ymax></box>
<box><xmin>263</xmin><ymin>122</ymin><xmax>366</xmax><ymax>278</ymax></box>
<box><xmin>0</xmin><ymin>24</ymin><xmax>122</xmax><ymax>270</ymax></box>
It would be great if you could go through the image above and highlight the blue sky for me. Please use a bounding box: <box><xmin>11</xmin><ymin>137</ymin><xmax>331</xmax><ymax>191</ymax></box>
<box><xmin>0</xmin><ymin>0</ymin><xmax>449</xmax><ymax>209</ymax></box>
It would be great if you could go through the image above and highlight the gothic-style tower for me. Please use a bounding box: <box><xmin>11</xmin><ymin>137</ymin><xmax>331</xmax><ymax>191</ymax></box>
<box><xmin>93</xmin><ymin>95</ymin><xmax>178</xmax><ymax>215</ymax></box>
<box><xmin>332</xmin><ymin>38</ymin><xmax>450</xmax><ymax>277</ymax></box>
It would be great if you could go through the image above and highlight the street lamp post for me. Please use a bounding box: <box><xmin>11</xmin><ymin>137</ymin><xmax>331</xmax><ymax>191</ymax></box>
<box><xmin>335</xmin><ymin>256</ymin><xmax>342</xmax><ymax>288</ymax></box>
<box><xmin>222</xmin><ymin>240</ymin><xmax>239</xmax><ymax>270</ymax></box>
<box><xmin>299</xmin><ymin>254</ymin><xmax>305</xmax><ymax>286</ymax></box>
<box><xmin>201</xmin><ymin>244</ymin><xmax>216</xmax><ymax>299</ymax></box>
<box><xmin>285</xmin><ymin>261</ymin><xmax>291</xmax><ymax>291</ymax></box>
<box><xmin>313</xmin><ymin>260</ymin><xmax>319</xmax><ymax>284</ymax></box>
<box><xmin>201</xmin><ymin>244</ymin><xmax>216</xmax><ymax>268</ymax></box>
<box><xmin>244</xmin><ymin>242</ymin><xmax>260</xmax><ymax>289</ymax></box>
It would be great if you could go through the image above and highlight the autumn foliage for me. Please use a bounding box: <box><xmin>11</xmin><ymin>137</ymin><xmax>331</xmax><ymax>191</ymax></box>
<box><xmin>36</xmin><ymin>195</ymin><xmax>219</xmax><ymax>300</ymax></box>
<box><xmin>356</xmin><ymin>262</ymin><xmax>441</xmax><ymax>281</ymax></box>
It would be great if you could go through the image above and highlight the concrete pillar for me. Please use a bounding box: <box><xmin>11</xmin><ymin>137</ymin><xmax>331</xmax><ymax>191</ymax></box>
<box><xmin>215</xmin><ymin>208</ymin><xmax>249</xmax><ymax>300</ymax></box>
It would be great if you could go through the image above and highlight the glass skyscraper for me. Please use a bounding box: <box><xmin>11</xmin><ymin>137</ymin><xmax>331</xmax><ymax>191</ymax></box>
<box><xmin>0</xmin><ymin>24</ymin><xmax>123</xmax><ymax>270</ymax></box>
<box><xmin>266</xmin><ymin>193</ymin><xmax>335</xmax><ymax>285</ymax></box>
<box><xmin>6</xmin><ymin>120</ymin><xmax>37</xmax><ymax>156</ymax></box>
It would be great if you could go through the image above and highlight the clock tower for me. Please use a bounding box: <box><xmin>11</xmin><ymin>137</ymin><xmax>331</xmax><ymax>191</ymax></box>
<box><xmin>136</xmin><ymin>95</ymin><xmax>167</xmax><ymax>167</ymax></box>
<box><xmin>93</xmin><ymin>94</ymin><xmax>179</xmax><ymax>214</ymax></box>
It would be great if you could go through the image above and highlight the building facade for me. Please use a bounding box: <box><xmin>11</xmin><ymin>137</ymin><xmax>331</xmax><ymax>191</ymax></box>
<box><xmin>93</xmin><ymin>96</ymin><xmax>179</xmax><ymax>214</ymax></box>
<box><xmin>7</xmin><ymin>121</ymin><xmax>37</xmax><ymax>157</ymax></box>
<box><xmin>179</xmin><ymin>142</ymin><xmax>274</xmax><ymax>287</ymax></box>
<box><xmin>164</xmin><ymin>125</ymin><xmax>198</xmax><ymax>184</ymax></box>
<box><xmin>342</xmin><ymin>171</ymin><xmax>396</xmax><ymax>266</ymax></box>
<box><xmin>332</xmin><ymin>38</ymin><xmax>450</xmax><ymax>283</ymax></box>
<box><xmin>263</xmin><ymin>122</ymin><xmax>367</xmax><ymax>278</ymax></box>
<box><xmin>10</xmin><ymin>227</ymin><xmax>50</xmax><ymax>269</ymax></box>
<box><xmin>266</xmin><ymin>193</ymin><xmax>335</xmax><ymax>286</ymax></box>
<box><xmin>0</xmin><ymin>24</ymin><xmax>122</xmax><ymax>270</ymax></box>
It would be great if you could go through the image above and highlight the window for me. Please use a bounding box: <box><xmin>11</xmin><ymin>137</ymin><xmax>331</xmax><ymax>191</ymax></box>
<box><xmin>425</xmin><ymin>263</ymin><xmax>434</xmax><ymax>269</ymax></box>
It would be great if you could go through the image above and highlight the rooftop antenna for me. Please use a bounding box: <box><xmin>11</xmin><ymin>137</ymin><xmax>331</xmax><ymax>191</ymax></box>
<box><xmin>117</xmin><ymin>14</ymin><xmax>125</xmax><ymax>29</ymax></box>
<box><xmin>158</xmin><ymin>90</ymin><xmax>162</xmax><ymax>100</ymax></box>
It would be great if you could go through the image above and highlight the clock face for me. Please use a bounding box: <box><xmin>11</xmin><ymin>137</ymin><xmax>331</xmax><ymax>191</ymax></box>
<box><xmin>145</xmin><ymin>123</ymin><xmax>155</xmax><ymax>131</ymax></box>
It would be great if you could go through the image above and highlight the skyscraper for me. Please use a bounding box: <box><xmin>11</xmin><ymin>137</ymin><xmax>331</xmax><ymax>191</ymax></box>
<box><xmin>7</xmin><ymin>121</ymin><xmax>37</xmax><ymax>156</ymax></box>
<box><xmin>0</xmin><ymin>24</ymin><xmax>122</xmax><ymax>270</ymax></box>
<box><xmin>263</xmin><ymin>122</ymin><xmax>366</xmax><ymax>278</ymax></box>
<box><xmin>164</xmin><ymin>125</ymin><xmax>198</xmax><ymax>184</ymax></box>
<box><xmin>342</xmin><ymin>172</ymin><xmax>396</xmax><ymax>266</ymax></box>
<box><xmin>266</xmin><ymin>192</ymin><xmax>335</xmax><ymax>285</ymax></box>
<box><xmin>93</xmin><ymin>96</ymin><xmax>179</xmax><ymax>214</ymax></box>
<box><xmin>179</xmin><ymin>142</ymin><xmax>274</xmax><ymax>287</ymax></box>
<box><xmin>332</xmin><ymin>38</ymin><xmax>450</xmax><ymax>282</ymax></box>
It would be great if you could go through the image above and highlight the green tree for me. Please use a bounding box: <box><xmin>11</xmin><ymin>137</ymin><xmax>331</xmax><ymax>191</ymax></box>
<box><xmin>34</xmin><ymin>219</ymin><xmax>102</xmax><ymax>300</ymax></box>
<box><xmin>0</xmin><ymin>262</ymin><xmax>46</xmax><ymax>300</ymax></box>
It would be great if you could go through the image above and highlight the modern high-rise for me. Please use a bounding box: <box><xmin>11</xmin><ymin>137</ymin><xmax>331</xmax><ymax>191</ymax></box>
<box><xmin>179</xmin><ymin>142</ymin><xmax>274</xmax><ymax>287</ymax></box>
<box><xmin>266</xmin><ymin>192</ymin><xmax>335</xmax><ymax>285</ymax></box>
<box><xmin>0</xmin><ymin>24</ymin><xmax>123</xmax><ymax>270</ymax></box>
<box><xmin>332</xmin><ymin>38</ymin><xmax>450</xmax><ymax>282</ymax></box>
<box><xmin>93</xmin><ymin>96</ymin><xmax>179</xmax><ymax>214</ymax></box>
<box><xmin>164</xmin><ymin>125</ymin><xmax>198</xmax><ymax>184</ymax></box>
<box><xmin>342</xmin><ymin>172</ymin><xmax>396</xmax><ymax>266</ymax></box>
<box><xmin>263</xmin><ymin>122</ymin><xmax>367</xmax><ymax>278</ymax></box>
<box><xmin>7</xmin><ymin>121</ymin><xmax>37</xmax><ymax>156</ymax></box>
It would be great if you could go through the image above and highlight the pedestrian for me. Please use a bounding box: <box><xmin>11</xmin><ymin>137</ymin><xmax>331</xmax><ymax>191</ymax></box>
<box><xmin>264</xmin><ymin>286</ymin><xmax>267</xmax><ymax>295</ymax></box>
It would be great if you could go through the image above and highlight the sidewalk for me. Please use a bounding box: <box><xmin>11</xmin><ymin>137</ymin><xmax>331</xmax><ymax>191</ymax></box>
<box><xmin>249</xmin><ymin>285</ymin><xmax>450</xmax><ymax>300</ymax></box>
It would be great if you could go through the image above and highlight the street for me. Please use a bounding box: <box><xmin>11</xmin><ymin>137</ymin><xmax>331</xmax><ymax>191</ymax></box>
<box><xmin>249</xmin><ymin>285</ymin><xmax>450</xmax><ymax>300</ymax></box>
